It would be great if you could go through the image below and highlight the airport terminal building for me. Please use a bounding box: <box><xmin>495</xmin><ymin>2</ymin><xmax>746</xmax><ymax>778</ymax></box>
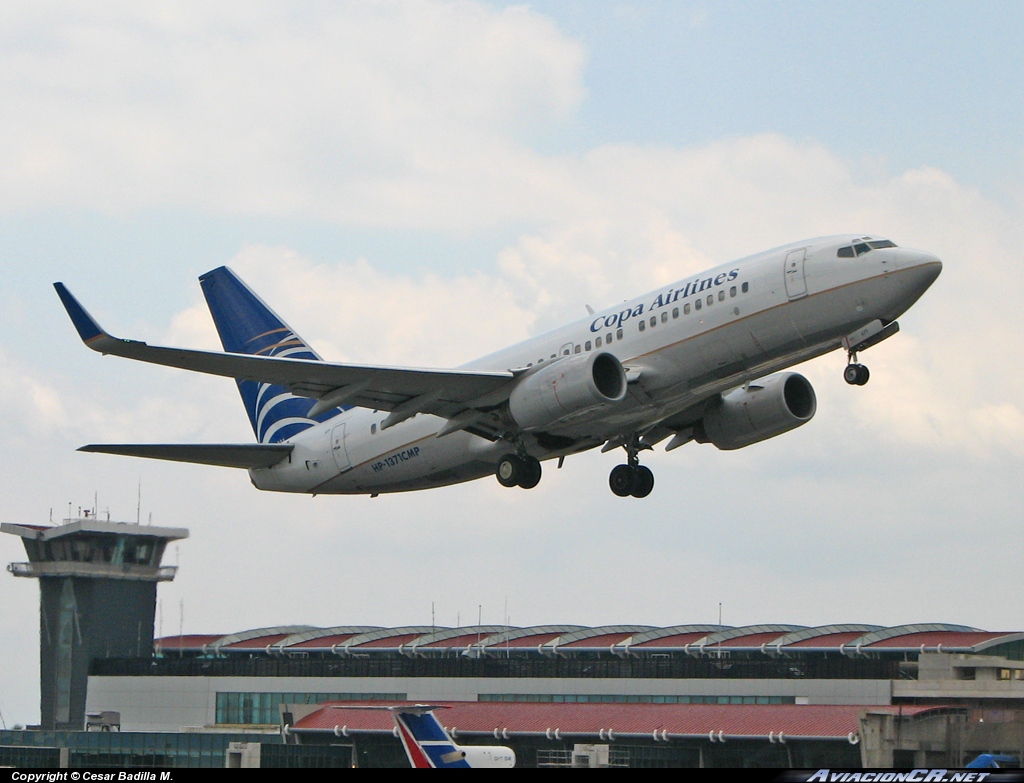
<box><xmin>80</xmin><ymin>622</ymin><xmax>1024</xmax><ymax>767</ymax></box>
<box><xmin>4</xmin><ymin>518</ymin><xmax>1023</xmax><ymax>767</ymax></box>
<box><xmin>92</xmin><ymin>623</ymin><xmax>1024</xmax><ymax>726</ymax></box>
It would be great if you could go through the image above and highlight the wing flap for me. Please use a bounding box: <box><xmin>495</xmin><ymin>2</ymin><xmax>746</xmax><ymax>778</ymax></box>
<box><xmin>78</xmin><ymin>444</ymin><xmax>294</xmax><ymax>469</ymax></box>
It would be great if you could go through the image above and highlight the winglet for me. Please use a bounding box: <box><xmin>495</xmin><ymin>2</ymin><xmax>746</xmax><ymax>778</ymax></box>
<box><xmin>53</xmin><ymin>282</ymin><xmax>109</xmax><ymax>345</ymax></box>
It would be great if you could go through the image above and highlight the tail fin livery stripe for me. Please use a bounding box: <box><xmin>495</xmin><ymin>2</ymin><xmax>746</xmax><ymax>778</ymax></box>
<box><xmin>396</xmin><ymin>720</ymin><xmax>435</xmax><ymax>768</ymax></box>
<box><xmin>262</xmin><ymin>416</ymin><xmax>319</xmax><ymax>444</ymax></box>
<box><xmin>247</xmin><ymin>327</ymin><xmax>289</xmax><ymax>343</ymax></box>
<box><xmin>397</xmin><ymin>711</ymin><xmax>450</xmax><ymax>743</ymax></box>
<box><xmin>394</xmin><ymin>713</ymin><xmax>471</xmax><ymax>769</ymax></box>
<box><xmin>199</xmin><ymin>267</ymin><xmax>345</xmax><ymax>443</ymax></box>
<box><xmin>256</xmin><ymin>340</ymin><xmax>307</xmax><ymax>355</ymax></box>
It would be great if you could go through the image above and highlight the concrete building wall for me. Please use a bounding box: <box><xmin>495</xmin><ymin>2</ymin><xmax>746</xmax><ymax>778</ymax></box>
<box><xmin>87</xmin><ymin>675</ymin><xmax>893</xmax><ymax>732</ymax></box>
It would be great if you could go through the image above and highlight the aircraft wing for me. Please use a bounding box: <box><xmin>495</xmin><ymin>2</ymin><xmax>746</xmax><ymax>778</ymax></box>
<box><xmin>77</xmin><ymin>444</ymin><xmax>294</xmax><ymax>469</ymax></box>
<box><xmin>55</xmin><ymin>283</ymin><xmax>518</xmax><ymax>425</ymax></box>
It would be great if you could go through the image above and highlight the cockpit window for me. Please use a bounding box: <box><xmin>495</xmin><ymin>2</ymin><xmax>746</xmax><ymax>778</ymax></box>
<box><xmin>838</xmin><ymin>238</ymin><xmax>898</xmax><ymax>258</ymax></box>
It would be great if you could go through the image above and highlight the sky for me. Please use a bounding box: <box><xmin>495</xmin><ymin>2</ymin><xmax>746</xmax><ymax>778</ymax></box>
<box><xmin>1</xmin><ymin>1</ymin><xmax>1022</xmax><ymax>727</ymax></box>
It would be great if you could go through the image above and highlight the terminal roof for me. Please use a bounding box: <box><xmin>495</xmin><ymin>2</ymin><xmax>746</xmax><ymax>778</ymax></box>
<box><xmin>155</xmin><ymin>622</ymin><xmax>1024</xmax><ymax>657</ymax></box>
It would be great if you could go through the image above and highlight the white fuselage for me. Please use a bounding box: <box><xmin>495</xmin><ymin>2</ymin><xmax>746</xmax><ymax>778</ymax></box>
<box><xmin>250</xmin><ymin>235</ymin><xmax>941</xmax><ymax>495</ymax></box>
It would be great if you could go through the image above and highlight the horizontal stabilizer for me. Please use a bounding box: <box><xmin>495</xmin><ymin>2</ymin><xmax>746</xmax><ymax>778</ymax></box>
<box><xmin>78</xmin><ymin>443</ymin><xmax>293</xmax><ymax>469</ymax></box>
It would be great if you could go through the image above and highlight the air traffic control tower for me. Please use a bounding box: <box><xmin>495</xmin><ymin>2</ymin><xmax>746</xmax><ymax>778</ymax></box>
<box><xmin>3</xmin><ymin>514</ymin><xmax>188</xmax><ymax>730</ymax></box>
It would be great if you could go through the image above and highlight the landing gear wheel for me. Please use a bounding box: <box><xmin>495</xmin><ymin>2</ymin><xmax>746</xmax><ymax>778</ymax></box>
<box><xmin>630</xmin><ymin>465</ymin><xmax>654</xmax><ymax>498</ymax></box>
<box><xmin>609</xmin><ymin>464</ymin><xmax>635</xmax><ymax>497</ymax></box>
<box><xmin>517</xmin><ymin>456</ymin><xmax>542</xmax><ymax>489</ymax></box>
<box><xmin>496</xmin><ymin>455</ymin><xmax>523</xmax><ymax>488</ymax></box>
<box><xmin>844</xmin><ymin>363</ymin><xmax>870</xmax><ymax>386</ymax></box>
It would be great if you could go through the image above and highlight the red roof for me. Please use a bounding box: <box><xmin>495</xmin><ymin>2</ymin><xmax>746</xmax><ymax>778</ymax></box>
<box><xmin>562</xmin><ymin>633</ymin><xmax>636</xmax><ymax>649</ymax></box>
<box><xmin>223</xmin><ymin>634</ymin><xmax>292</xmax><ymax>649</ymax></box>
<box><xmin>293</xmin><ymin>702</ymin><xmax>948</xmax><ymax>739</ymax></box>
<box><xmin>715</xmin><ymin>632</ymin><xmax>789</xmax><ymax>648</ymax></box>
<box><xmin>632</xmin><ymin>632</ymin><xmax>710</xmax><ymax>648</ymax></box>
<box><xmin>289</xmin><ymin>633</ymin><xmax>364</xmax><ymax>649</ymax></box>
<box><xmin>502</xmin><ymin>632</ymin><xmax>563</xmax><ymax>648</ymax></box>
<box><xmin>866</xmin><ymin>632</ymin><xmax>1009</xmax><ymax>649</ymax></box>
<box><xmin>155</xmin><ymin>634</ymin><xmax>222</xmax><ymax>650</ymax></box>
<box><xmin>788</xmin><ymin>632</ymin><xmax>868</xmax><ymax>648</ymax></box>
<box><xmin>421</xmin><ymin>633</ymin><xmax>493</xmax><ymax>649</ymax></box>
<box><xmin>356</xmin><ymin>633</ymin><xmax>423</xmax><ymax>649</ymax></box>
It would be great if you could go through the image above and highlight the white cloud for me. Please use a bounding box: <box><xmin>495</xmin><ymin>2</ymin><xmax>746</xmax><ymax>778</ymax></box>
<box><xmin>0</xmin><ymin>345</ymin><xmax>73</xmax><ymax>436</ymax></box>
<box><xmin>0</xmin><ymin>0</ymin><xmax>585</xmax><ymax>228</ymax></box>
<box><xmin>171</xmin><ymin>244</ymin><xmax>539</xmax><ymax>368</ymax></box>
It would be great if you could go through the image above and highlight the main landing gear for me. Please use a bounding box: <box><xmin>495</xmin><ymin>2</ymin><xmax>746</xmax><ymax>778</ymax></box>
<box><xmin>844</xmin><ymin>350</ymin><xmax>870</xmax><ymax>386</ymax></box>
<box><xmin>609</xmin><ymin>435</ymin><xmax>654</xmax><ymax>498</ymax></box>
<box><xmin>495</xmin><ymin>453</ymin><xmax>542</xmax><ymax>489</ymax></box>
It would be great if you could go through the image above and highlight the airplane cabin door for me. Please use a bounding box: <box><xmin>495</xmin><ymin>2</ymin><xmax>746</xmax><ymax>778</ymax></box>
<box><xmin>331</xmin><ymin>423</ymin><xmax>351</xmax><ymax>471</ymax></box>
<box><xmin>784</xmin><ymin>248</ymin><xmax>808</xmax><ymax>300</ymax></box>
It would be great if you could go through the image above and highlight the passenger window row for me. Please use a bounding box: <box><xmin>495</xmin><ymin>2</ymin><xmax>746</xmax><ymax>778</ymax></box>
<box><xmin>528</xmin><ymin>280</ymin><xmax>753</xmax><ymax>364</ymax></box>
<box><xmin>638</xmin><ymin>282</ymin><xmax>750</xmax><ymax>331</ymax></box>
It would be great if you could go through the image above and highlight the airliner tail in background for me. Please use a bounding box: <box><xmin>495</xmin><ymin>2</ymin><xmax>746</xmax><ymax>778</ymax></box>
<box><xmin>392</xmin><ymin>705</ymin><xmax>515</xmax><ymax>769</ymax></box>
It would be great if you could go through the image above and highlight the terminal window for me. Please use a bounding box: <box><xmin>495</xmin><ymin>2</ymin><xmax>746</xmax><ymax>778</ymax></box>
<box><xmin>216</xmin><ymin>691</ymin><xmax>405</xmax><ymax>725</ymax></box>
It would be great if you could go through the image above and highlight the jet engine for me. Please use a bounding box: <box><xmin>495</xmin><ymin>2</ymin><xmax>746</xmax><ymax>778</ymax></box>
<box><xmin>696</xmin><ymin>372</ymin><xmax>816</xmax><ymax>450</ymax></box>
<box><xmin>509</xmin><ymin>352</ymin><xmax>627</xmax><ymax>431</ymax></box>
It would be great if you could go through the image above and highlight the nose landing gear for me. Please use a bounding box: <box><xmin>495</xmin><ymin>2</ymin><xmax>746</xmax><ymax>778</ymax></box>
<box><xmin>609</xmin><ymin>435</ymin><xmax>655</xmax><ymax>498</ymax></box>
<box><xmin>844</xmin><ymin>350</ymin><xmax>870</xmax><ymax>386</ymax></box>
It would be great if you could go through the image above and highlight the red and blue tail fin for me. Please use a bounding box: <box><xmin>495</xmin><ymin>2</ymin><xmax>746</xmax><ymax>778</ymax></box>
<box><xmin>393</xmin><ymin>708</ymin><xmax>472</xmax><ymax>769</ymax></box>
<box><xmin>199</xmin><ymin>266</ymin><xmax>342</xmax><ymax>443</ymax></box>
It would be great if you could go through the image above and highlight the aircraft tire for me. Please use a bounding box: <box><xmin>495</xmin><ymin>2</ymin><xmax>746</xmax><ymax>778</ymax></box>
<box><xmin>496</xmin><ymin>455</ymin><xmax>523</xmax><ymax>488</ymax></box>
<box><xmin>609</xmin><ymin>464</ymin><xmax>636</xmax><ymax>497</ymax></box>
<box><xmin>844</xmin><ymin>363</ymin><xmax>870</xmax><ymax>386</ymax></box>
<box><xmin>517</xmin><ymin>456</ymin><xmax>542</xmax><ymax>489</ymax></box>
<box><xmin>630</xmin><ymin>465</ymin><xmax>654</xmax><ymax>498</ymax></box>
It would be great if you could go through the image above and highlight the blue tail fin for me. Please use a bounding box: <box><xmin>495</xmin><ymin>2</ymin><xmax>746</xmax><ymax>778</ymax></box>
<box><xmin>393</xmin><ymin>709</ymin><xmax>471</xmax><ymax>769</ymax></box>
<box><xmin>199</xmin><ymin>266</ymin><xmax>338</xmax><ymax>443</ymax></box>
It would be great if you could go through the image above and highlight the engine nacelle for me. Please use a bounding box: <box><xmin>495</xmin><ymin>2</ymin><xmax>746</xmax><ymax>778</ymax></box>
<box><xmin>698</xmin><ymin>372</ymin><xmax>816</xmax><ymax>450</ymax></box>
<box><xmin>509</xmin><ymin>351</ymin><xmax>627</xmax><ymax>431</ymax></box>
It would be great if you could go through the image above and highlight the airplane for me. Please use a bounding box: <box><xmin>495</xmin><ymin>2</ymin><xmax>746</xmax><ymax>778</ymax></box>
<box><xmin>54</xmin><ymin>234</ymin><xmax>941</xmax><ymax>499</ymax></box>
<box><xmin>386</xmin><ymin>704</ymin><xmax>515</xmax><ymax>769</ymax></box>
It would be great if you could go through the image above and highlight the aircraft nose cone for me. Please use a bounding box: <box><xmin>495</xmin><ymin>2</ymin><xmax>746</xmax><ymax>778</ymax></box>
<box><xmin>902</xmin><ymin>252</ymin><xmax>942</xmax><ymax>297</ymax></box>
<box><xmin>917</xmin><ymin>253</ymin><xmax>942</xmax><ymax>283</ymax></box>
